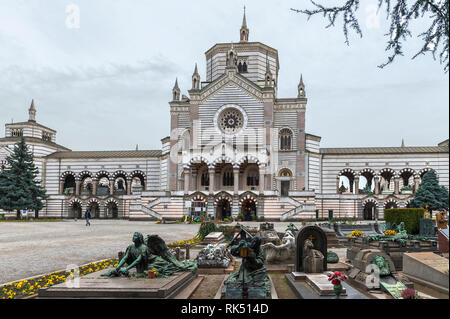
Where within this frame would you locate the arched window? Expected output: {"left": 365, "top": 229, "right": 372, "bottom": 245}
{"left": 200, "top": 171, "right": 209, "bottom": 187}
{"left": 238, "top": 62, "right": 243, "bottom": 72}
{"left": 222, "top": 167, "right": 234, "bottom": 186}
{"left": 243, "top": 62, "right": 247, "bottom": 72}
{"left": 247, "top": 169, "right": 259, "bottom": 186}
{"left": 279, "top": 128, "right": 293, "bottom": 151}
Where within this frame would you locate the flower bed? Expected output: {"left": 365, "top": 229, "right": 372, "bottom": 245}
{"left": 166, "top": 237, "right": 202, "bottom": 248}
{"left": 1, "top": 235, "right": 203, "bottom": 299}
{"left": 0, "top": 258, "right": 118, "bottom": 299}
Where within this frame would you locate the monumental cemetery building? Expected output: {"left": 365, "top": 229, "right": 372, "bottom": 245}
{"left": 1, "top": 14, "right": 448, "bottom": 221}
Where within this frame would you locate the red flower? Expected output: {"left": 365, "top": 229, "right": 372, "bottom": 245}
{"left": 331, "top": 279, "right": 340, "bottom": 285}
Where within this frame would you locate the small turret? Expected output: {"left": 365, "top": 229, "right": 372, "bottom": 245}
{"left": 172, "top": 78, "right": 180, "bottom": 101}
{"left": 28, "top": 99, "right": 36, "bottom": 122}
{"left": 192, "top": 63, "right": 200, "bottom": 90}
{"left": 298, "top": 74, "right": 306, "bottom": 98}
{"left": 240, "top": 6, "right": 249, "bottom": 42}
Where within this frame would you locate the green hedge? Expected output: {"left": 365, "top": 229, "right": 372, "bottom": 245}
{"left": 384, "top": 208, "right": 424, "bottom": 234}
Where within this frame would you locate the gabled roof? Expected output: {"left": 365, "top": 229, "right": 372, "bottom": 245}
{"left": 46, "top": 150, "right": 162, "bottom": 159}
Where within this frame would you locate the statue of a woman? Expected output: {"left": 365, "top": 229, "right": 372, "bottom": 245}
{"left": 102, "top": 232, "right": 149, "bottom": 277}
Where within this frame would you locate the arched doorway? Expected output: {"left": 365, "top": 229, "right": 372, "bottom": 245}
{"left": 105, "top": 202, "right": 118, "bottom": 219}
{"left": 88, "top": 201, "right": 100, "bottom": 219}
{"left": 279, "top": 169, "right": 292, "bottom": 197}
{"left": 216, "top": 198, "right": 231, "bottom": 220}
{"left": 363, "top": 201, "right": 378, "bottom": 220}
{"left": 241, "top": 199, "right": 256, "bottom": 221}
{"left": 70, "top": 202, "right": 82, "bottom": 219}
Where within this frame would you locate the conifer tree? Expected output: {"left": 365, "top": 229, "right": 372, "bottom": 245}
{"left": 0, "top": 137, "right": 47, "bottom": 218}
{"left": 410, "top": 170, "right": 449, "bottom": 210}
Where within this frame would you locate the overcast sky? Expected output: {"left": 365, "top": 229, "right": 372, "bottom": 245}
{"left": 0, "top": 0, "right": 448, "bottom": 151}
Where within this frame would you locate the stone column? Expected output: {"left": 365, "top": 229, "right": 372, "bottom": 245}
{"left": 59, "top": 180, "right": 64, "bottom": 195}
{"left": 109, "top": 180, "right": 114, "bottom": 196}
{"left": 374, "top": 176, "right": 380, "bottom": 195}
{"left": 259, "top": 167, "right": 265, "bottom": 194}
{"left": 184, "top": 169, "right": 190, "bottom": 195}
{"left": 208, "top": 167, "right": 215, "bottom": 195}
{"left": 414, "top": 176, "right": 420, "bottom": 193}
{"left": 75, "top": 180, "right": 81, "bottom": 196}
{"left": 126, "top": 178, "right": 132, "bottom": 195}
{"left": 92, "top": 179, "right": 98, "bottom": 196}
{"left": 394, "top": 177, "right": 400, "bottom": 195}
{"left": 233, "top": 168, "right": 239, "bottom": 195}
{"left": 354, "top": 177, "right": 360, "bottom": 195}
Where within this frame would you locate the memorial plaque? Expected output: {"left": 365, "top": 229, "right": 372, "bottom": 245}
{"left": 380, "top": 281, "right": 406, "bottom": 299}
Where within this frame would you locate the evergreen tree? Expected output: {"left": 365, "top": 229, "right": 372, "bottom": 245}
{"left": 410, "top": 170, "right": 449, "bottom": 210}
{"left": 0, "top": 137, "right": 47, "bottom": 218}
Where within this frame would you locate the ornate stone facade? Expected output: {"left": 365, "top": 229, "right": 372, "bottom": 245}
{"left": 0, "top": 14, "right": 448, "bottom": 221}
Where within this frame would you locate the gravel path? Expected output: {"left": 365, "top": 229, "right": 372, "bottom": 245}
{"left": 0, "top": 220, "right": 200, "bottom": 284}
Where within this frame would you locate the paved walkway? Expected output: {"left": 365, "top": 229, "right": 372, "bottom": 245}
{"left": 0, "top": 220, "right": 200, "bottom": 284}
{"left": 0, "top": 220, "right": 339, "bottom": 284}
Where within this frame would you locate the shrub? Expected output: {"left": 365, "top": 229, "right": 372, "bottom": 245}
{"left": 258, "top": 216, "right": 265, "bottom": 222}
{"left": 384, "top": 208, "right": 424, "bottom": 235}
{"left": 236, "top": 213, "right": 244, "bottom": 221}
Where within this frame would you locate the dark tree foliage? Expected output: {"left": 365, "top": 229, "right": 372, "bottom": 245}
{"left": 292, "top": 0, "right": 449, "bottom": 72}
{"left": 0, "top": 137, "right": 48, "bottom": 218}
{"left": 409, "top": 170, "right": 449, "bottom": 210}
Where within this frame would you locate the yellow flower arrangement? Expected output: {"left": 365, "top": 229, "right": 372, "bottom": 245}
{"left": 0, "top": 258, "right": 119, "bottom": 299}
{"left": 350, "top": 230, "right": 364, "bottom": 238}
{"left": 384, "top": 230, "right": 397, "bottom": 236}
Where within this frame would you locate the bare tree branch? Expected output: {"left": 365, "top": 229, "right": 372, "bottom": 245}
{"left": 292, "top": 0, "right": 449, "bottom": 72}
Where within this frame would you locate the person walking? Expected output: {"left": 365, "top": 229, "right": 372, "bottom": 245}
{"left": 85, "top": 209, "right": 91, "bottom": 227}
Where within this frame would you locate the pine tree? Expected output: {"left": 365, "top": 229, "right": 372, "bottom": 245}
{"left": 0, "top": 137, "right": 48, "bottom": 219}
{"left": 410, "top": 170, "right": 449, "bottom": 210}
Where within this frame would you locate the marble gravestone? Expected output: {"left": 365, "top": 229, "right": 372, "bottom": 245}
{"left": 295, "top": 226, "right": 327, "bottom": 273}
{"left": 419, "top": 218, "right": 436, "bottom": 237}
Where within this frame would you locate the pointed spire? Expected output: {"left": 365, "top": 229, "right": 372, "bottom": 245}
{"left": 192, "top": 63, "right": 200, "bottom": 90}
{"left": 28, "top": 99, "right": 36, "bottom": 122}
{"left": 298, "top": 74, "right": 306, "bottom": 98}
{"left": 136, "top": 144, "right": 139, "bottom": 151}
{"left": 242, "top": 6, "right": 247, "bottom": 28}
{"left": 194, "top": 63, "right": 199, "bottom": 75}
{"left": 240, "top": 6, "right": 249, "bottom": 42}
{"left": 401, "top": 138, "right": 405, "bottom": 148}
{"left": 172, "top": 78, "right": 180, "bottom": 101}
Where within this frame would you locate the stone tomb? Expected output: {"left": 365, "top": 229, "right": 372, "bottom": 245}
{"left": 285, "top": 272, "right": 368, "bottom": 299}
{"left": 38, "top": 268, "right": 197, "bottom": 299}
{"left": 204, "top": 232, "right": 225, "bottom": 243}
{"left": 295, "top": 226, "right": 327, "bottom": 273}
{"left": 402, "top": 252, "right": 449, "bottom": 294}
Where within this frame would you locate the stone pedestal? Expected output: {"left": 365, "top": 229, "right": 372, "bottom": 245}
{"left": 303, "top": 256, "right": 324, "bottom": 273}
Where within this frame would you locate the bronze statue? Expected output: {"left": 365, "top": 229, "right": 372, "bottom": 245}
{"left": 102, "top": 232, "right": 149, "bottom": 277}
{"left": 102, "top": 233, "right": 197, "bottom": 278}
{"left": 223, "top": 227, "right": 271, "bottom": 298}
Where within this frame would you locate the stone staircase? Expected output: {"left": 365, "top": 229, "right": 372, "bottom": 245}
{"left": 129, "top": 203, "right": 163, "bottom": 220}
{"left": 280, "top": 203, "right": 316, "bottom": 221}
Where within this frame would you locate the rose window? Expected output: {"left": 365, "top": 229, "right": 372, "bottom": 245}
{"left": 218, "top": 108, "right": 244, "bottom": 134}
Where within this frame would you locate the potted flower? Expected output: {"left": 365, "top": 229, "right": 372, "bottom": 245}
{"left": 328, "top": 271, "right": 348, "bottom": 298}
{"left": 401, "top": 287, "right": 420, "bottom": 299}
{"left": 147, "top": 267, "right": 158, "bottom": 279}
